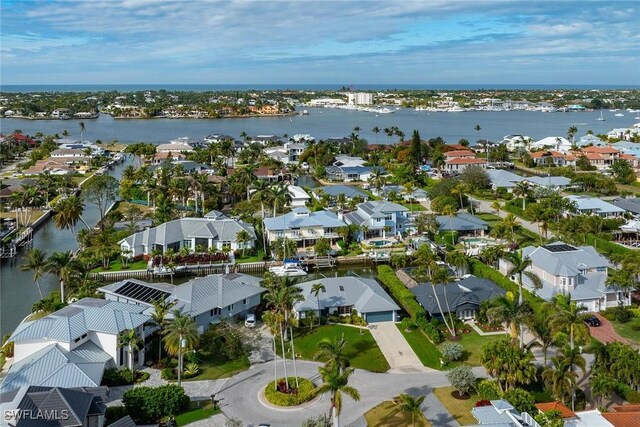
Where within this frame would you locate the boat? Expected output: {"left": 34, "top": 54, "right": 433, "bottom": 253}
{"left": 269, "top": 259, "right": 307, "bottom": 277}
{"left": 615, "top": 113, "right": 624, "bottom": 117}
{"left": 597, "top": 111, "right": 605, "bottom": 121}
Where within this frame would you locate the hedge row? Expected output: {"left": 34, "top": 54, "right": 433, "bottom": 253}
{"left": 377, "top": 265, "right": 425, "bottom": 320}
{"left": 264, "top": 377, "right": 315, "bottom": 406}
{"left": 585, "top": 234, "right": 635, "bottom": 258}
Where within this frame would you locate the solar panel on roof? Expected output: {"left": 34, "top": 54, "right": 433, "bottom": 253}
{"left": 115, "top": 281, "right": 170, "bottom": 304}
{"left": 543, "top": 244, "right": 577, "bottom": 253}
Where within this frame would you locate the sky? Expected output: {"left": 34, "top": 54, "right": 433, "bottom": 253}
{"left": 1, "top": 0, "right": 639, "bottom": 86}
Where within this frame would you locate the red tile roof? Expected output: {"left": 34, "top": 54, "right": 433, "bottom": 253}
{"left": 446, "top": 157, "right": 486, "bottom": 165}
{"left": 535, "top": 401, "right": 576, "bottom": 418}
{"left": 582, "top": 146, "right": 619, "bottom": 154}
{"left": 601, "top": 412, "right": 640, "bottom": 427}
{"left": 444, "top": 150, "right": 475, "bottom": 157}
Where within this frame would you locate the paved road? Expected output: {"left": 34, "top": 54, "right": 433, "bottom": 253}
{"left": 470, "top": 197, "right": 542, "bottom": 236}
{"left": 368, "top": 322, "right": 433, "bottom": 373}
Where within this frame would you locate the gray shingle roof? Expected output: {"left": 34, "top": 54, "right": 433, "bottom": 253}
{"left": 10, "top": 299, "right": 149, "bottom": 343}
{"left": 170, "top": 273, "right": 266, "bottom": 316}
{"left": 436, "top": 213, "right": 488, "bottom": 232}
{"left": 107, "top": 415, "right": 137, "bottom": 427}
{"left": 358, "top": 200, "right": 408, "bottom": 215}
{"left": 264, "top": 210, "right": 346, "bottom": 231}
{"left": 612, "top": 197, "right": 640, "bottom": 215}
{"left": 294, "top": 277, "right": 399, "bottom": 314}
{"left": 121, "top": 217, "right": 256, "bottom": 247}
{"left": 317, "top": 185, "right": 368, "bottom": 199}
{"left": 522, "top": 242, "right": 611, "bottom": 276}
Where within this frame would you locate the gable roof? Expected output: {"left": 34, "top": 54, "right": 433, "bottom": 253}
{"left": 170, "top": 273, "right": 266, "bottom": 317}
{"left": 522, "top": 241, "right": 612, "bottom": 276}
{"left": 264, "top": 209, "right": 346, "bottom": 231}
{"left": 535, "top": 401, "right": 577, "bottom": 418}
{"left": 487, "top": 169, "right": 524, "bottom": 188}
{"left": 294, "top": 277, "right": 399, "bottom": 314}
{"left": 317, "top": 185, "right": 368, "bottom": 199}
{"left": 436, "top": 213, "right": 488, "bottom": 232}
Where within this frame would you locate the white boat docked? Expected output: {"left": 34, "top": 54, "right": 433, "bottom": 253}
{"left": 615, "top": 113, "right": 624, "bottom": 117}
{"left": 269, "top": 264, "right": 308, "bottom": 277}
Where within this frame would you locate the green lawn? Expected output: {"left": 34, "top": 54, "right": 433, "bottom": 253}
{"left": 610, "top": 319, "right": 640, "bottom": 345}
{"left": 433, "top": 386, "right": 480, "bottom": 425}
{"left": 175, "top": 405, "right": 221, "bottom": 426}
{"left": 291, "top": 325, "right": 390, "bottom": 373}
{"left": 236, "top": 252, "right": 264, "bottom": 263}
{"left": 401, "top": 203, "right": 426, "bottom": 212}
{"left": 364, "top": 400, "right": 431, "bottom": 427}
{"left": 457, "top": 330, "right": 505, "bottom": 366}
{"left": 184, "top": 353, "right": 250, "bottom": 381}
{"left": 396, "top": 324, "right": 443, "bottom": 370}
{"left": 92, "top": 259, "right": 148, "bottom": 272}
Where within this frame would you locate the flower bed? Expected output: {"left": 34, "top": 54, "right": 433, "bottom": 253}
{"left": 475, "top": 322, "right": 505, "bottom": 332}
{"left": 264, "top": 377, "right": 315, "bottom": 407}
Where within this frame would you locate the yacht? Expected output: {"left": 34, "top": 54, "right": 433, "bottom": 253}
{"left": 269, "top": 259, "right": 307, "bottom": 277}
{"left": 615, "top": 113, "right": 624, "bottom": 117}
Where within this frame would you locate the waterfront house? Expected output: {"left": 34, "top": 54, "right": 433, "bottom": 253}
{"left": 530, "top": 136, "right": 572, "bottom": 152}
{"left": 0, "top": 385, "right": 109, "bottom": 427}
{"left": 119, "top": 214, "right": 256, "bottom": 257}
{"left": 613, "top": 141, "right": 640, "bottom": 157}
{"left": 411, "top": 275, "right": 505, "bottom": 320}
{"left": 313, "top": 185, "right": 369, "bottom": 203}
{"left": 156, "top": 141, "right": 194, "bottom": 153}
{"left": 293, "top": 277, "right": 399, "bottom": 323}
{"left": 287, "top": 185, "right": 311, "bottom": 207}
{"left": 344, "top": 200, "right": 414, "bottom": 239}
{"left": 333, "top": 155, "right": 366, "bottom": 168}
{"left": 486, "top": 169, "right": 524, "bottom": 191}
{"left": 577, "top": 134, "right": 606, "bottom": 147}
{"left": 444, "top": 153, "right": 487, "bottom": 173}
{"left": 325, "top": 165, "right": 384, "bottom": 182}
{"left": 579, "top": 146, "right": 621, "bottom": 170}
{"left": 374, "top": 185, "right": 428, "bottom": 202}
{"left": 565, "top": 195, "right": 626, "bottom": 218}
{"left": 1, "top": 298, "right": 150, "bottom": 393}
{"left": 500, "top": 134, "right": 531, "bottom": 152}
{"left": 530, "top": 150, "right": 575, "bottom": 167}
{"left": 249, "top": 135, "right": 282, "bottom": 145}
{"left": 471, "top": 399, "right": 539, "bottom": 427}
{"left": 263, "top": 207, "right": 346, "bottom": 248}
{"left": 50, "top": 148, "right": 87, "bottom": 158}
{"left": 436, "top": 213, "right": 488, "bottom": 236}
{"left": 499, "top": 242, "right": 627, "bottom": 312}
{"left": 252, "top": 166, "right": 290, "bottom": 183}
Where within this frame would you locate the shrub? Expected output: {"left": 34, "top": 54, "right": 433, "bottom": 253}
{"left": 441, "top": 342, "right": 464, "bottom": 362}
{"left": 377, "top": 266, "right": 425, "bottom": 320}
{"left": 123, "top": 384, "right": 189, "bottom": 424}
{"left": 101, "top": 368, "right": 149, "bottom": 386}
{"left": 415, "top": 315, "right": 444, "bottom": 344}
{"left": 105, "top": 406, "right": 129, "bottom": 426}
{"left": 400, "top": 317, "right": 416, "bottom": 331}
{"left": 630, "top": 319, "right": 640, "bottom": 331}
{"left": 446, "top": 365, "right": 476, "bottom": 396}
{"left": 264, "top": 377, "right": 315, "bottom": 407}
{"left": 475, "top": 400, "right": 492, "bottom": 407}
{"left": 622, "top": 389, "right": 640, "bottom": 404}
{"left": 503, "top": 388, "right": 536, "bottom": 414}
{"left": 184, "top": 363, "right": 200, "bottom": 377}
{"left": 476, "top": 380, "right": 502, "bottom": 400}
{"left": 161, "top": 367, "right": 176, "bottom": 381}
{"left": 614, "top": 305, "right": 633, "bottom": 323}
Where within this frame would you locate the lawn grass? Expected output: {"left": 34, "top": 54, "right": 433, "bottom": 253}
{"left": 92, "top": 259, "right": 148, "bottom": 272}
{"left": 456, "top": 330, "right": 505, "bottom": 366}
{"left": 184, "top": 353, "right": 250, "bottom": 381}
{"left": 291, "top": 325, "right": 390, "bottom": 373}
{"left": 610, "top": 319, "right": 640, "bottom": 345}
{"left": 236, "top": 251, "right": 264, "bottom": 263}
{"left": 364, "top": 400, "right": 431, "bottom": 427}
{"left": 175, "top": 405, "right": 221, "bottom": 426}
{"left": 433, "top": 386, "right": 480, "bottom": 425}
{"left": 396, "top": 324, "right": 443, "bottom": 370}
{"left": 401, "top": 203, "right": 427, "bottom": 212}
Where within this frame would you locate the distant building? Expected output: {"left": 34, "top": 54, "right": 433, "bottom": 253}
{"left": 347, "top": 92, "right": 374, "bottom": 105}
{"left": 287, "top": 185, "right": 311, "bottom": 207}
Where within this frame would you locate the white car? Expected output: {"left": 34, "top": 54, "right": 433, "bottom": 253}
{"left": 245, "top": 314, "right": 256, "bottom": 328}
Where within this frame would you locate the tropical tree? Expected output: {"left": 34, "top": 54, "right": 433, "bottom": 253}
{"left": 314, "top": 334, "right": 350, "bottom": 372}
{"left": 119, "top": 329, "right": 141, "bottom": 372}
{"left": 79, "top": 121, "right": 86, "bottom": 142}
{"left": 397, "top": 393, "right": 425, "bottom": 427}
{"left": 150, "top": 298, "right": 177, "bottom": 362}
{"left": 314, "top": 364, "right": 360, "bottom": 427}
{"left": 549, "top": 294, "right": 590, "bottom": 350}
{"left": 431, "top": 266, "right": 457, "bottom": 337}
{"left": 487, "top": 293, "right": 532, "bottom": 349}
{"left": 20, "top": 248, "right": 48, "bottom": 299}
{"left": 527, "top": 310, "right": 556, "bottom": 365}
{"left": 481, "top": 338, "right": 536, "bottom": 393}
{"left": 505, "top": 250, "right": 542, "bottom": 305}
{"left": 513, "top": 181, "right": 532, "bottom": 210}
{"left": 311, "top": 283, "right": 325, "bottom": 328}
{"left": 47, "top": 251, "right": 79, "bottom": 303}
{"left": 83, "top": 175, "right": 119, "bottom": 229}
{"left": 236, "top": 229, "right": 251, "bottom": 257}
{"left": 445, "top": 250, "right": 469, "bottom": 278}
{"left": 163, "top": 310, "right": 199, "bottom": 357}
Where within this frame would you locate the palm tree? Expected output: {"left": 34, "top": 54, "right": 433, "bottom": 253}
{"left": 505, "top": 250, "right": 542, "bottom": 306}
{"left": 270, "top": 184, "right": 291, "bottom": 216}
{"left": 236, "top": 229, "right": 251, "bottom": 257}
{"left": 491, "top": 200, "right": 502, "bottom": 215}
{"left": 314, "top": 334, "right": 350, "bottom": 372}
{"left": 557, "top": 345, "right": 586, "bottom": 411}
{"left": 431, "top": 266, "right": 456, "bottom": 337}
{"left": 314, "top": 365, "right": 360, "bottom": 427}
{"left": 528, "top": 312, "right": 555, "bottom": 365}
{"left": 445, "top": 250, "right": 469, "bottom": 278}
{"left": 543, "top": 356, "right": 575, "bottom": 405}
{"left": 20, "top": 248, "right": 48, "bottom": 299}
{"left": 481, "top": 339, "right": 536, "bottom": 393}
{"left": 311, "top": 283, "right": 325, "bottom": 327}
{"left": 372, "top": 126, "right": 380, "bottom": 144}
{"left": 487, "top": 293, "right": 532, "bottom": 349}
{"left": 501, "top": 213, "right": 519, "bottom": 242}
{"left": 549, "top": 294, "right": 589, "bottom": 350}
{"left": 53, "top": 196, "right": 89, "bottom": 244}
{"left": 163, "top": 310, "right": 199, "bottom": 357}
{"left": 513, "top": 181, "right": 532, "bottom": 210}
{"left": 590, "top": 372, "right": 615, "bottom": 407}
{"left": 47, "top": 251, "right": 79, "bottom": 303}
{"left": 397, "top": 393, "right": 426, "bottom": 427}
{"left": 150, "top": 298, "right": 176, "bottom": 362}
{"left": 119, "top": 329, "right": 141, "bottom": 372}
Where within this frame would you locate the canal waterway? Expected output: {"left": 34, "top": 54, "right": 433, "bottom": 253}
{"left": 0, "top": 108, "right": 637, "bottom": 337}
{"left": 1, "top": 108, "right": 634, "bottom": 147}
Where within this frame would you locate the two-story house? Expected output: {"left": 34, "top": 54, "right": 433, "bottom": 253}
{"left": 579, "top": 146, "right": 621, "bottom": 170}
{"left": 263, "top": 208, "right": 346, "bottom": 249}
{"left": 344, "top": 200, "right": 414, "bottom": 240}
{"left": 443, "top": 151, "right": 487, "bottom": 173}
{"left": 530, "top": 150, "right": 576, "bottom": 167}
{"left": 1, "top": 298, "right": 149, "bottom": 393}
{"left": 499, "top": 242, "right": 627, "bottom": 312}
{"left": 119, "top": 213, "right": 256, "bottom": 257}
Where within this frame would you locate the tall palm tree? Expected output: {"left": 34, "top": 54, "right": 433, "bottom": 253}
{"left": 431, "top": 266, "right": 456, "bottom": 337}
{"left": 47, "top": 251, "right": 79, "bottom": 303}
{"left": 163, "top": 310, "right": 199, "bottom": 357}
{"left": 543, "top": 356, "right": 575, "bottom": 405}
{"left": 505, "top": 250, "right": 542, "bottom": 306}
{"left": 527, "top": 312, "right": 555, "bottom": 365}
{"left": 20, "top": 248, "right": 48, "bottom": 299}
{"left": 270, "top": 184, "right": 291, "bottom": 216}
{"left": 487, "top": 293, "right": 532, "bottom": 349}
{"left": 79, "top": 122, "right": 86, "bottom": 142}
{"left": 590, "top": 372, "right": 615, "bottom": 407}
{"left": 397, "top": 394, "right": 426, "bottom": 427}
{"left": 501, "top": 213, "right": 519, "bottom": 242}
{"left": 557, "top": 344, "right": 587, "bottom": 410}
{"left": 119, "top": 329, "right": 141, "bottom": 372}
{"left": 53, "top": 196, "right": 90, "bottom": 244}
{"left": 314, "top": 365, "right": 360, "bottom": 427}
{"left": 236, "top": 229, "right": 251, "bottom": 257}
{"left": 445, "top": 250, "right": 469, "bottom": 278}
{"left": 513, "top": 181, "right": 532, "bottom": 210}
{"left": 371, "top": 126, "right": 381, "bottom": 144}
{"left": 549, "top": 294, "right": 590, "bottom": 350}
{"left": 150, "top": 298, "right": 176, "bottom": 362}
{"left": 314, "top": 334, "right": 350, "bottom": 372}
{"left": 311, "top": 283, "right": 325, "bottom": 326}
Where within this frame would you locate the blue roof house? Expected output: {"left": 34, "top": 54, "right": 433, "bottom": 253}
{"left": 264, "top": 208, "right": 347, "bottom": 249}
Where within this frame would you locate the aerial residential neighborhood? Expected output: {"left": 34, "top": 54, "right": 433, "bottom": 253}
{"left": 2, "top": 2, "right": 640, "bottom": 427}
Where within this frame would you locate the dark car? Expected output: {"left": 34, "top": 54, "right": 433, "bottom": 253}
{"left": 585, "top": 316, "right": 601, "bottom": 327}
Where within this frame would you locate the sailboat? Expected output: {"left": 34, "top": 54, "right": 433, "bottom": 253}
{"left": 597, "top": 110, "right": 605, "bottom": 121}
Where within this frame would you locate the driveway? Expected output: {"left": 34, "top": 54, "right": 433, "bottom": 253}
{"left": 368, "top": 322, "right": 433, "bottom": 373}
{"left": 589, "top": 313, "right": 638, "bottom": 349}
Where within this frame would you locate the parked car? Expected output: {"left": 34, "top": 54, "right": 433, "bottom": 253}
{"left": 245, "top": 313, "right": 256, "bottom": 328}
{"left": 585, "top": 316, "right": 601, "bottom": 327}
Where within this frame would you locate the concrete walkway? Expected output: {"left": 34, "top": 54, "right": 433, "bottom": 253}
{"left": 368, "top": 322, "right": 433, "bottom": 373}
{"left": 471, "top": 197, "right": 542, "bottom": 236}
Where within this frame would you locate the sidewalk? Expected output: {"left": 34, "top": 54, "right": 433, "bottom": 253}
{"left": 471, "top": 197, "right": 541, "bottom": 236}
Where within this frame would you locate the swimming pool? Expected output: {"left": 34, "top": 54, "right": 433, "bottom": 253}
{"left": 370, "top": 240, "right": 392, "bottom": 246}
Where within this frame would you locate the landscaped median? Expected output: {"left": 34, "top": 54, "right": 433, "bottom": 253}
{"left": 264, "top": 377, "right": 315, "bottom": 407}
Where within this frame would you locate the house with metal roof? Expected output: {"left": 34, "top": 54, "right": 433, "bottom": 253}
{"left": 411, "top": 275, "right": 505, "bottom": 320}
{"left": 499, "top": 242, "right": 627, "bottom": 312}
{"left": 525, "top": 175, "right": 571, "bottom": 190}
{"left": 1, "top": 298, "right": 149, "bottom": 393}
{"left": 344, "top": 200, "right": 414, "bottom": 240}
{"left": 0, "top": 385, "right": 109, "bottom": 427}
{"left": 565, "top": 195, "right": 626, "bottom": 218}
{"left": 486, "top": 169, "right": 524, "bottom": 191}
{"left": 374, "top": 185, "right": 429, "bottom": 202}
{"left": 436, "top": 213, "right": 488, "bottom": 236}
{"left": 287, "top": 185, "right": 310, "bottom": 208}
{"left": 313, "top": 185, "right": 369, "bottom": 202}
{"left": 264, "top": 208, "right": 346, "bottom": 248}
{"left": 325, "top": 165, "right": 385, "bottom": 182}
{"left": 119, "top": 215, "right": 256, "bottom": 258}
{"left": 293, "top": 277, "right": 400, "bottom": 323}
{"left": 468, "top": 399, "right": 539, "bottom": 427}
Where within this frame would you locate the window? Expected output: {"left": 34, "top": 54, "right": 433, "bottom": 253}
{"left": 228, "top": 304, "right": 235, "bottom": 312}
{"left": 338, "top": 285, "right": 344, "bottom": 291}
{"left": 385, "top": 213, "right": 393, "bottom": 220}
{"left": 338, "top": 306, "right": 353, "bottom": 315}
{"left": 243, "top": 298, "right": 247, "bottom": 305}
{"left": 210, "top": 307, "right": 221, "bottom": 316}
